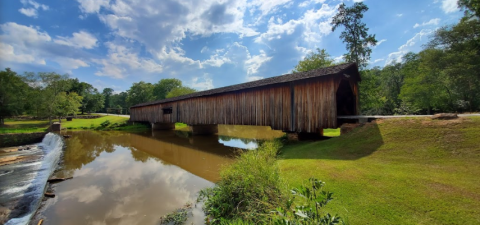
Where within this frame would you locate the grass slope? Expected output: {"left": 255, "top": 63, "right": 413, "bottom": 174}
{"left": 1, "top": 116, "right": 131, "bottom": 133}
{"left": 278, "top": 117, "right": 480, "bottom": 224}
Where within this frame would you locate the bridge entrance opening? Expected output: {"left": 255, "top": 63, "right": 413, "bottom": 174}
{"left": 336, "top": 80, "right": 356, "bottom": 116}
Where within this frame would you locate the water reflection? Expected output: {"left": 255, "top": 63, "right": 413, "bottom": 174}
{"left": 35, "top": 125, "right": 283, "bottom": 225}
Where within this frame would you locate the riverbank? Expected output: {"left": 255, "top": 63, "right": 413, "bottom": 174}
{"left": 278, "top": 116, "right": 480, "bottom": 224}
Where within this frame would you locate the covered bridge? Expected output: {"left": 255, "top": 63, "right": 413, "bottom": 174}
{"left": 130, "top": 63, "right": 361, "bottom": 135}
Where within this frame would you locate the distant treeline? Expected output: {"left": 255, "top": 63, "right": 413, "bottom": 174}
{"left": 0, "top": 69, "right": 195, "bottom": 124}
{"left": 293, "top": 1, "right": 480, "bottom": 115}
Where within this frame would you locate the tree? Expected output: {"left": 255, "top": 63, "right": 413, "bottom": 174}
{"left": 54, "top": 92, "right": 83, "bottom": 122}
{"left": 153, "top": 78, "right": 182, "bottom": 100}
{"left": 331, "top": 2, "right": 377, "bottom": 69}
{"left": 292, "top": 49, "right": 335, "bottom": 73}
{"left": 102, "top": 88, "right": 114, "bottom": 112}
{"left": 37, "top": 72, "right": 71, "bottom": 124}
{"left": 69, "top": 79, "right": 104, "bottom": 114}
{"left": 458, "top": 0, "right": 480, "bottom": 18}
{"left": 126, "top": 81, "right": 155, "bottom": 107}
{"left": 0, "top": 68, "right": 29, "bottom": 125}
{"left": 166, "top": 86, "right": 196, "bottom": 98}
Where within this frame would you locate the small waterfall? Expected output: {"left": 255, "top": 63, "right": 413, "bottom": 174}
{"left": 1, "top": 133, "right": 64, "bottom": 225}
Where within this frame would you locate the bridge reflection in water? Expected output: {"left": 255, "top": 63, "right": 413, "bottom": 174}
{"left": 129, "top": 124, "right": 284, "bottom": 182}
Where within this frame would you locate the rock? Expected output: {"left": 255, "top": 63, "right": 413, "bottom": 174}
{"left": 37, "top": 219, "right": 44, "bottom": 225}
{"left": 44, "top": 192, "right": 55, "bottom": 198}
{"left": 340, "top": 123, "right": 362, "bottom": 135}
{"left": 0, "top": 206, "right": 11, "bottom": 225}
{"left": 431, "top": 113, "right": 458, "bottom": 120}
{"left": 63, "top": 135, "right": 71, "bottom": 138}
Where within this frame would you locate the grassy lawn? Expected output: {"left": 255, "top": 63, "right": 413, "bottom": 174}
{"left": 278, "top": 117, "right": 480, "bottom": 224}
{"left": 62, "top": 116, "right": 129, "bottom": 129}
{"left": 1, "top": 116, "right": 134, "bottom": 133}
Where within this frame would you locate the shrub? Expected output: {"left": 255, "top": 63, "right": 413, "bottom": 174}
{"left": 271, "top": 178, "right": 343, "bottom": 225}
{"left": 198, "top": 141, "right": 286, "bottom": 224}
{"left": 100, "top": 120, "right": 111, "bottom": 127}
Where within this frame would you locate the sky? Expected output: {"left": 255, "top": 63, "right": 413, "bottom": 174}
{"left": 0, "top": 0, "right": 463, "bottom": 93}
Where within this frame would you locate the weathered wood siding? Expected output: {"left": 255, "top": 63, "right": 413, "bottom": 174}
{"left": 130, "top": 74, "right": 359, "bottom": 133}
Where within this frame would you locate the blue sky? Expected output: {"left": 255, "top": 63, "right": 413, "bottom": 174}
{"left": 0, "top": 0, "right": 463, "bottom": 92}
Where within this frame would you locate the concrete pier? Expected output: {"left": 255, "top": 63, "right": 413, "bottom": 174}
{"left": 152, "top": 122, "right": 175, "bottom": 130}
{"left": 191, "top": 124, "right": 218, "bottom": 135}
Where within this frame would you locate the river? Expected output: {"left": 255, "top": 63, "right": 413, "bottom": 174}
{"left": 27, "top": 125, "right": 283, "bottom": 225}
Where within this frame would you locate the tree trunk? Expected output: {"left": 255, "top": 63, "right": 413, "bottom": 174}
{"left": 58, "top": 117, "right": 62, "bottom": 123}
{"left": 0, "top": 117, "right": 4, "bottom": 126}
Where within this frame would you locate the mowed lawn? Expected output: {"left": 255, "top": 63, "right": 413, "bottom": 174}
{"left": 1, "top": 116, "right": 129, "bottom": 133}
{"left": 278, "top": 117, "right": 480, "bottom": 224}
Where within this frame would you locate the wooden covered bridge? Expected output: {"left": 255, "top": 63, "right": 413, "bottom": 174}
{"left": 130, "top": 63, "right": 361, "bottom": 136}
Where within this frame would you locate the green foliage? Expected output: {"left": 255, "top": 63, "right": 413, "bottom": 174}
{"left": 126, "top": 81, "right": 155, "bottom": 107}
{"left": 100, "top": 119, "right": 111, "bottom": 127}
{"left": 271, "top": 178, "right": 342, "bottom": 225}
{"left": 159, "top": 203, "right": 192, "bottom": 225}
{"left": 154, "top": 78, "right": 182, "bottom": 100}
{"left": 458, "top": 0, "right": 480, "bottom": 18}
{"left": 54, "top": 92, "right": 83, "bottom": 121}
{"left": 166, "top": 86, "right": 196, "bottom": 98}
{"left": 331, "top": 2, "right": 377, "bottom": 69}
{"left": 198, "top": 141, "right": 286, "bottom": 224}
{"left": 293, "top": 49, "right": 335, "bottom": 73}
{"left": 0, "top": 68, "right": 29, "bottom": 125}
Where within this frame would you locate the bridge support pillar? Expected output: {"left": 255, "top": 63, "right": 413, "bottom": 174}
{"left": 191, "top": 124, "right": 218, "bottom": 135}
{"left": 152, "top": 122, "right": 175, "bottom": 130}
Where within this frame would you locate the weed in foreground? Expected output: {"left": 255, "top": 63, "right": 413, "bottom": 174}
{"left": 198, "top": 141, "right": 286, "bottom": 224}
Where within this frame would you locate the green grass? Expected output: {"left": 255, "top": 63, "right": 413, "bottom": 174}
{"left": 323, "top": 128, "right": 340, "bottom": 137}
{"left": 0, "top": 119, "right": 50, "bottom": 133}
{"left": 62, "top": 116, "right": 129, "bottom": 129}
{"left": 0, "top": 116, "right": 143, "bottom": 133}
{"left": 278, "top": 117, "right": 480, "bottom": 224}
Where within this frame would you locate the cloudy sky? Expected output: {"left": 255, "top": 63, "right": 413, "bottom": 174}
{"left": 0, "top": 0, "right": 462, "bottom": 92}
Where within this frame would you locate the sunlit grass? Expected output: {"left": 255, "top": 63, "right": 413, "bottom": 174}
{"left": 278, "top": 117, "right": 480, "bottom": 224}
{"left": 323, "top": 128, "right": 340, "bottom": 137}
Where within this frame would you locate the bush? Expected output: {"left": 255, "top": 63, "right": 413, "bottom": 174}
{"left": 100, "top": 120, "right": 111, "bottom": 127}
{"left": 198, "top": 141, "right": 286, "bottom": 224}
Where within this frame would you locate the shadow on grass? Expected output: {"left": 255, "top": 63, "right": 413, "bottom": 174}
{"left": 280, "top": 122, "right": 384, "bottom": 160}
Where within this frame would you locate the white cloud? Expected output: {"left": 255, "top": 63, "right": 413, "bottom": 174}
{"left": 95, "top": 42, "right": 163, "bottom": 79}
{"left": 245, "top": 50, "right": 272, "bottom": 77}
{"left": 188, "top": 74, "right": 214, "bottom": 90}
{"left": 386, "top": 29, "right": 433, "bottom": 65}
{"left": 249, "top": 0, "right": 293, "bottom": 16}
{"left": 18, "top": 0, "right": 49, "bottom": 18}
{"left": 377, "top": 39, "right": 387, "bottom": 46}
{"left": 54, "top": 31, "right": 98, "bottom": 49}
{"left": 18, "top": 8, "right": 37, "bottom": 17}
{"left": 396, "top": 13, "right": 403, "bottom": 17}
{"left": 441, "top": 0, "right": 459, "bottom": 13}
{"left": 255, "top": 3, "right": 337, "bottom": 44}
{"left": 371, "top": 58, "right": 385, "bottom": 64}
{"left": 77, "top": 0, "right": 110, "bottom": 14}
{"left": 413, "top": 18, "right": 441, "bottom": 28}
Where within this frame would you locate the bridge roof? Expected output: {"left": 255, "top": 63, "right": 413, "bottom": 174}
{"left": 131, "top": 62, "right": 359, "bottom": 108}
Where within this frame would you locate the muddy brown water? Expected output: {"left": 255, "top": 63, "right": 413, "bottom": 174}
{"left": 32, "top": 125, "right": 283, "bottom": 225}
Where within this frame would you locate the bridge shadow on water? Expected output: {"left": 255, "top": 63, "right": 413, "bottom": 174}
{"left": 281, "top": 122, "right": 384, "bottom": 160}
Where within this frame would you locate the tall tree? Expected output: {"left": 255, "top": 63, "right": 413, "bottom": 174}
{"left": 0, "top": 68, "right": 29, "bottom": 125}
{"left": 54, "top": 92, "right": 83, "bottom": 122}
{"left": 102, "top": 88, "right": 114, "bottom": 112}
{"left": 292, "top": 48, "right": 335, "bottom": 73}
{"left": 127, "top": 81, "right": 155, "bottom": 107}
{"left": 331, "top": 2, "right": 377, "bottom": 68}
{"left": 38, "top": 72, "right": 71, "bottom": 124}
{"left": 153, "top": 78, "right": 182, "bottom": 100}
{"left": 458, "top": 0, "right": 480, "bottom": 18}
{"left": 166, "top": 86, "right": 196, "bottom": 98}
